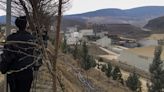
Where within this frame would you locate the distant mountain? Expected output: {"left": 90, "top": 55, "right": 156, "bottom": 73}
{"left": 61, "top": 17, "right": 86, "bottom": 30}
{"left": 93, "top": 24, "right": 150, "bottom": 39}
{"left": 67, "top": 6, "right": 164, "bottom": 17}
{"left": 0, "top": 16, "right": 6, "bottom": 24}
{"left": 0, "top": 15, "right": 16, "bottom": 24}
{"left": 65, "top": 6, "right": 164, "bottom": 27}
{"left": 144, "top": 16, "right": 164, "bottom": 31}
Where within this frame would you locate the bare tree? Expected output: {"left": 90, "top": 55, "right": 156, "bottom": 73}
{"left": 0, "top": 0, "right": 70, "bottom": 32}
{"left": 0, "top": 0, "right": 71, "bottom": 92}
{"left": 53, "top": 0, "right": 62, "bottom": 91}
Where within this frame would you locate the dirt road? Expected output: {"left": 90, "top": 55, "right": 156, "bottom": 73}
{"left": 97, "top": 47, "right": 148, "bottom": 92}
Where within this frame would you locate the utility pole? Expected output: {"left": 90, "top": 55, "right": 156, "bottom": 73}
{"left": 6, "top": 0, "right": 11, "bottom": 36}
{"left": 5, "top": 0, "right": 11, "bottom": 92}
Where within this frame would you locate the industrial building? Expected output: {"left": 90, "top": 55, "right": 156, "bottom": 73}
{"left": 79, "top": 29, "right": 94, "bottom": 36}
{"left": 96, "top": 36, "right": 112, "bottom": 48}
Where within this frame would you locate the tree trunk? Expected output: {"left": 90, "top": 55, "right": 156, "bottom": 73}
{"left": 53, "top": 0, "right": 62, "bottom": 92}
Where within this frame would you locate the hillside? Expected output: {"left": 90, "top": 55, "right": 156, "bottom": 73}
{"left": 0, "top": 43, "right": 132, "bottom": 92}
{"left": 144, "top": 16, "right": 164, "bottom": 32}
{"left": 65, "top": 6, "right": 164, "bottom": 27}
{"left": 67, "top": 6, "right": 164, "bottom": 17}
{"left": 57, "top": 54, "right": 131, "bottom": 92}
{"left": 61, "top": 18, "right": 86, "bottom": 30}
{"left": 93, "top": 24, "right": 150, "bottom": 39}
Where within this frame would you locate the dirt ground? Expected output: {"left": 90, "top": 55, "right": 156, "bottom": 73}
{"left": 95, "top": 47, "right": 149, "bottom": 92}
{"left": 88, "top": 43, "right": 108, "bottom": 56}
{"left": 57, "top": 54, "right": 132, "bottom": 92}
{"left": 0, "top": 75, "right": 4, "bottom": 92}
{"left": 0, "top": 43, "right": 132, "bottom": 92}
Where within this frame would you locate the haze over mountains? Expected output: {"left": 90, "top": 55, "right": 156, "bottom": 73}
{"left": 0, "top": 16, "right": 6, "bottom": 24}
{"left": 64, "top": 6, "right": 164, "bottom": 27}
{"left": 1, "top": 6, "right": 164, "bottom": 28}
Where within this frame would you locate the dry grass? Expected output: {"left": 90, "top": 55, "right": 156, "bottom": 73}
{"left": 0, "top": 74, "right": 4, "bottom": 92}
{"left": 57, "top": 62, "right": 84, "bottom": 92}
{"left": 86, "top": 69, "right": 131, "bottom": 92}
{"left": 88, "top": 43, "right": 108, "bottom": 56}
{"left": 57, "top": 54, "right": 131, "bottom": 92}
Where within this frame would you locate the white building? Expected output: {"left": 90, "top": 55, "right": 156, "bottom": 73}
{"left": 79, "top": 29, "right": 94, "bottom": 36}
{"left": 95, "top": 31, "right": 108, "bottom": 38}
{"left": 96, "top": 36, "right": 112, "bottom": 48}
{"left": 67, "top": 27, "right": 78, "bottom": 33}
{"left": 65, "top": 33, "right": 71, "bottom": 38}
{"left": 118, "top": 46, "right": 164, "bottom": 72}
{"left": 65, "top": 32, "right": 82, "bottom": 45}
{"left": 67, "top": 37, "right": 79, "bottom": 45}
{"left": 50, "top": 26, "right": 55, "bottom": 31}
{"left": 70, "top": 32, "right": 83, "bottom": 39}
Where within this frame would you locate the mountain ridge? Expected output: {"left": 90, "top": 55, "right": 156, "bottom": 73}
{"left": 0, "top": 16, "right": 6, "bottom": 24}
{"left": 64, "top": 6, "right": 164, "bottom": 27}
{"left": 144, "top": 16, "right": 164, "bottom": 31}
{"left": 66, "top": 6, "right": 164, "bottom": 17}
{"left": 1, "top": 6, "right": 164, "bottom": 27}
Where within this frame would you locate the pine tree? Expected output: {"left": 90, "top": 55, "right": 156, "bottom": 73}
{"left": 67, "top": 45, "right": 72, "bottom": 53}
{"left": 83, "top": 55, "right": 91, "bottom": 70}
{"left": 97, "top": 63, "right": 100, "bottom": 69}
{"left": 112, "top": 66, "right": 122, "bottom": 80}
{"left": 61, "top": 35, "right": 67, "bottom": 53}
{"left": 80, "top": 42, "right": 97, "bottom": 70}
{"left": 99, "top": 57, "right": 103, "bottom": 62}
{"left": 126, "top": 72, "right": 142, "bottom": 92}
{"left": 81, "top": 41, "right": 92, "bottom": 70}
{"left": 101, "top": 64, "right": 107, "bottom": 72}
{"left": 90, "top": 56, "right": 96, "bottom": 68}
{"left": 73, "top": 43, "right": 78, "bottom": 59}
{"left": 82, "top": 41, "right": 88, "bottom": 60}
{"left": 106, "top": 62, "right": 112, "bottom": 78}
{"left": 149, "top": 46, "right": 164, "bottom": 92}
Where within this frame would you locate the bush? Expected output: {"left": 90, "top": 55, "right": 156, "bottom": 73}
{"left": 98, "top": 57, "right": 103, "bottom": 62}
{"left": 126, "top": 72, "right": 141, "bottom": 92}
{"left": 112, "top": 66, "right": 122, "bottom": 80}
{"left": 105, "top": 62, "right": 112, "bottom": 78}
{"left": 101, "top": 64, "right": 107, "bottom": 72}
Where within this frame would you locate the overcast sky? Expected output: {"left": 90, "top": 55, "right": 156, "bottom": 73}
{"left": 0, "top": 10, "right": 5, "bottom": 16}
{"left": 65, "top": 0, "right": 164, "bottom": 15}
{"left": 1, "top": 0, "right": 164, "bottom": 16}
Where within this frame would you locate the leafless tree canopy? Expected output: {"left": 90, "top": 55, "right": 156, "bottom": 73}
{"left": 0, "top": 0, "right": 71, "bottom": 91}
{"left": 0, "top": 0, "right": 70, "bottom": 32}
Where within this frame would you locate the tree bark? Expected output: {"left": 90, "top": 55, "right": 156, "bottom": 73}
{"left": 53, "top": 0, "right": 62, "bottom": 92}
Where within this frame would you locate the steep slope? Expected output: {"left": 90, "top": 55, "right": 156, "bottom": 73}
{"left": 19, "top": 43, "right": 131, "bottom": 92}
{"left": 57, "top": 54, "right": 132, "bottom": 92}
{"left": 144, "top": 16, "right": 164, "bottom": 31}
